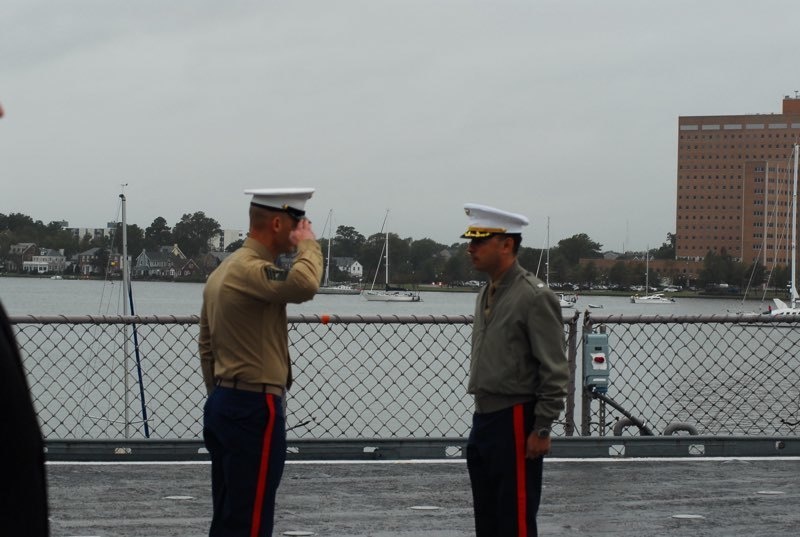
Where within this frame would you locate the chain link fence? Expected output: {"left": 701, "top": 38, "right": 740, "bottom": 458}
{"left": 10, "top": 312, "right": 800, "bottom": 443}
{"left": 10, "top": 314, "right": 577, "bottom": 441}
{"left": 582, "top": 313, "right": 800, "bottom": 437}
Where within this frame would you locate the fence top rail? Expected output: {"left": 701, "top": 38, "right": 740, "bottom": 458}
{"left": 8, "top": 314, "right": 202, "bottom": 325}
{"left": 8, "top": 313, "right": 477, "bottom": 325}
{"left": 585, "top": 312, "right": 800, "bottom": 325}
{"left": 8, "top": 313, "right": 583, "bottom": 326}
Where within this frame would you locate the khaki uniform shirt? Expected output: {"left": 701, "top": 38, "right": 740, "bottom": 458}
{"left": 198, "top": 237, "right": 323, "bottom": 394}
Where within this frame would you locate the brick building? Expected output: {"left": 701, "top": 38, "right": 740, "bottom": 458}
{"left": 676, "top": 96, "right": 800, "bottom": 268}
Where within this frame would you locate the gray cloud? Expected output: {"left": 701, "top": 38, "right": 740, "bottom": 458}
{"left": 2, "top": 1, "right": 798, "bottom": 251}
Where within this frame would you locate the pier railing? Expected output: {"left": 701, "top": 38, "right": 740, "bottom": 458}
{"left": 9, "top": 312, "right": 800, "bottom": 458}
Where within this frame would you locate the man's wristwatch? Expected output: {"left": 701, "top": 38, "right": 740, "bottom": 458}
{"left": 536, "top": 427, "right": 551, "bottom": 439}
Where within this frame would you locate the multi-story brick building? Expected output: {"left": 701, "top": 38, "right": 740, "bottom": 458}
{"left": 676, "top": 96, "right": 800, "bottom": 268}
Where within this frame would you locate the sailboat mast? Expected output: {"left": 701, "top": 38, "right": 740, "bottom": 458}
{"left": 120, "top": 192, "right": 130, "bottom": 438}
{"left": 545, "top": 216, "right": 550, "bottom": 286}
{"left": 121, "top": 194, "right": 129, "bottom": 316}
{"left": 791, "top": 144, "right": 799, "bottom": 308}
{"left": 324, "top": 209, "right": 332, "bottom": 287}
{"left": 384, "top": 231, "right": 389, "bottom": 288}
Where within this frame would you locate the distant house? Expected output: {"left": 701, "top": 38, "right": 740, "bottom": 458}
{"left": 76, "top": 247, "right": 102, "bottom": 276}
{"left": 134, "top": 244, "right": 193, "bottom": 278}
{"left": 176, "top": 258, "right": 201, "bottom": 278}
{"left": 134, "top": 250, "right": 176, "bottom": 278}
{"left": 7, "top": 243, "right": 38, "bottom": 272}
{"left": 23, "top": 248, "right": 67, "bottom": 274}
{"left": 159, "top": 244, "right": 187, "bottom": 259}
{"left": 333, "top": 257, "right": 363, "bottom": 279}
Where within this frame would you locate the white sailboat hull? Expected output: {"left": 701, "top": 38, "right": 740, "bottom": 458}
{"left": 363, "top": 214, "right": 422, "bottom": 303}
{"left": 630, "top": 294, "right": 674, "bottom": 304}
{"left": 362, "top": 290, "right": 421, "bottom": 302}
{"left": 770, "top": 298, "right": 800, "bottom": 315}
{"left": 317, "top": 285, "right": 361, "bottom": 295}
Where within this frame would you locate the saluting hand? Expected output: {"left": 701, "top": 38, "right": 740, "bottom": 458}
{"left": 290, "top": 218, "right": 316, "bottom": 245}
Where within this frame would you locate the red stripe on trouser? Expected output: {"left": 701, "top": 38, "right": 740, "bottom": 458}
{"left": 250, "top": 394, "right": 276, "bottom": 537}
{"left": 513, "top": 404, "right": 527, "bottom": 537}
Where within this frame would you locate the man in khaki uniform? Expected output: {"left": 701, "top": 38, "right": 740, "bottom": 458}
{"left": 199, "top": 188, "right": 323, "bottom": 537}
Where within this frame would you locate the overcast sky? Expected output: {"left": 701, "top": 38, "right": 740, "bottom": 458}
{"left": 2, "top": 1, "right": 799, "bottom": 252}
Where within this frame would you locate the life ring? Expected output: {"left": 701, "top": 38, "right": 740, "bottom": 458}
{"left": 662, "top": 422, "right": 699, "bottom": 436}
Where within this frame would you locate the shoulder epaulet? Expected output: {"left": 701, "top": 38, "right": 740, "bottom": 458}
{"left": 521, "top": 271, "right": 547, "bottom": 291}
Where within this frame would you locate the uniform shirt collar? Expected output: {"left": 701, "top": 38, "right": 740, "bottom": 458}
{"left": 243, "top": 237, "right": 275, "bottom": 262}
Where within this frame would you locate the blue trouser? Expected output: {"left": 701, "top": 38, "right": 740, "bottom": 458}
{"left": 466, "top": 402, "right": 543, "bottom": 537}
{"left": 203, "top": 387, "right": 286, "bottom": 537}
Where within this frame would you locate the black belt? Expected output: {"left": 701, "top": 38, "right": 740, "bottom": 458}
{"left": 214, "top": 378, "right": 284, "bottom": 396}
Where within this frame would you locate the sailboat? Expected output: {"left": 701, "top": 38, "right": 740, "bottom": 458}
{"left": 362, "top": 211, "right": 421, "bottom": 302}
{"left": 540, "top": 217, "right": 576, "bottom": 309}
{"left": 317, "top": 210, "right": 360, "bottom": 295}
{"left": 771, "top": 143, "right": 800, "bottom": 315}
{"left": 630, "top": 247, "right": 674, "bottom": 304}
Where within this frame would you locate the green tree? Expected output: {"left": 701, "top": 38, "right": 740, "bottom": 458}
{"left": 698, "top": 249, "right": 739, "bottom": 287}
{"left": 608, "top": 261, "right": 630, "bottom": 288}
{"left": 580, "top": 261, "right": 599, "bottom": 287}
{"left": 334, "top": 225, "right": 366, "bottom": 258}
{"left": 556, "top": 233, "right": 602, "bottom": 266}
{"left": 93, "top": 248, "right": 110, "bottom": 276}
{"left": 112, "top": 223, "right": 145, "bottom": 259}
{"left": 408, "top": 238, "right": 447, "bottom": 283}
{"left": 771, "top": 265, "right": 790, "bottom": 292}
{"left": 654, "top": 232, "right": 676, "bottom": 259}
{"left": 517, "top": 246, "right": 546, "bottom": 279}
{"left": 443, "top": 245, "right": 469, "bottom": 283}
{"left": 45, "top": 221, "right": 78, "bottom": 257}
{"left": 360, "top": 232, "right": 412, "bottom": 286}
{"left": 741, "top": 261, "right": 766, "bottom": 290}
{"left": 172, "top": 212, "right": 221, "bottom": 257}
{"left": 144, "top": 217, "right": 173, "bottom": 250}
{"left": 78, "top": 233, "right": 93, "bottom": 252}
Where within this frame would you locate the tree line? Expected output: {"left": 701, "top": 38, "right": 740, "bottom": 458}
{"left": 0, "top": 211, "right": 222, "bottom": 262}
{"left": 5, "top": 211, "right": 780, "bottom": 290}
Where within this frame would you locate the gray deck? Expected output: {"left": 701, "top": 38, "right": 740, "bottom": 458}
{"left": 47, "top": 457, "right": 800, "bottom": 536}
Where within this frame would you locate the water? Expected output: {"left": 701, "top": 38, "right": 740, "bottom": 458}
{"left": 0, "top": 276, "right": 766, "bottom": 316}
{"left": 5, "top": 276, "right": 797, "bottom": 440}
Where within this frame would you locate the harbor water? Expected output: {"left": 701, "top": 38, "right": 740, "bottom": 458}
{"left": 0, "top": 276, "right": 767, "bottom": 317}
{"left": 4, "top": 276, "right": 796, "bottom": 441}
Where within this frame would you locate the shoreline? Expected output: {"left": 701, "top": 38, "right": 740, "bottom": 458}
{"left": 1, "top": 273, "right": 791, "bottom": 302}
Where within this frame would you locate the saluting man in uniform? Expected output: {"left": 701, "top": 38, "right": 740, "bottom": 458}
{"left": 461, "top": 204, "right": 569, "bottom": 537}
{"left": 199, "top": 188, "right": 323, "bottom": 537}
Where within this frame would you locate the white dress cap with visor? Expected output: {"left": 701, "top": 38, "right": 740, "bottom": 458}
{"left": 245, "top": 188, "right": 315, "bottom": 220}
{"left": 461, "top": 203, "right": 529, "bottom": 239}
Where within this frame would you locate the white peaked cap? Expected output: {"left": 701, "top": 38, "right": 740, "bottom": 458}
{"left": 461, "top": 203, "right": 529, "bottom": 238}
{"left": 245, "top": 188, "right": 315, "bottom": 219}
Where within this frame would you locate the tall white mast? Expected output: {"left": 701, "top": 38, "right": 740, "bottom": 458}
{"left": 545, "top": 216, "right": 550, "bottom": 286}
{"left": 323, "top": 209, "right": 332, "bottom": 287}
{"left": 384, "top": 230, "right": 389, "bottom": 288}
{"left": 120, "top": 189, "right": 130, "bottom": 439}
